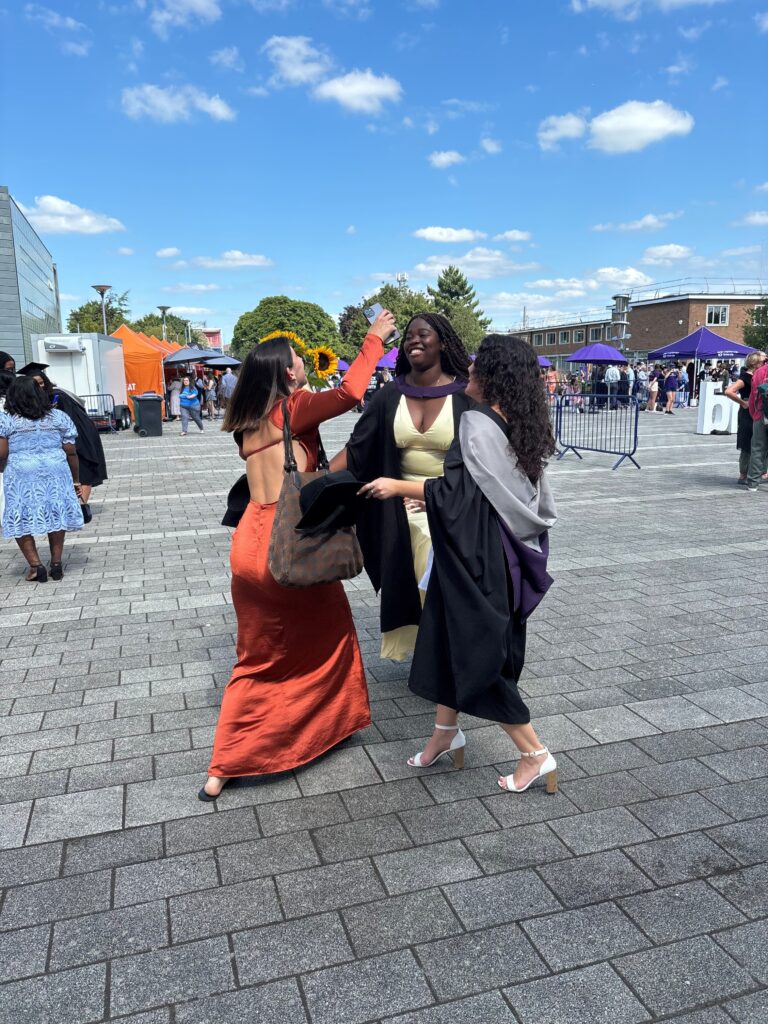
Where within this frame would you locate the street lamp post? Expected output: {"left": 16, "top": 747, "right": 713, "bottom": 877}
{"left": 157, "top": 305, "right": 171, "bottom": 342}
{"left": 91, "top": 284, "right": 111, "bottom": 335}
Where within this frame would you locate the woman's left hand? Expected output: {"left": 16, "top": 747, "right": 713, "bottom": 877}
{"left": 358, "top": 477, "right": 400, "bottom": 500}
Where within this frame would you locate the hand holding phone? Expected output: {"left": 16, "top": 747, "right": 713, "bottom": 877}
{"left": 364, "top": 303, "right": 399, "bottom": 344}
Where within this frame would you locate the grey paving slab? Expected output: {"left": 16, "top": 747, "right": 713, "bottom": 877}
{"left": 0, "top": 963, "right": 106, "bottom": 1024}
{"left": 442, "top": 868, "right": 562, "bottom": 929}
{"left": 216, "top": 831, "right": 319, "bottom": 884}
{"left": 710, "top": 863, "right": 768, "bottom": 919}
{"left": 301, "top": 949, "right": 434, "bottom": 1024}
{"left": 114, "top": 850, "right": 218, "bottom": 906}
{"left": 521, "top": 901, "right": 649, "bottom": 971}
{"left": 0, "top": 924, "right": 49, "bottom": 982}
{"left": 170, "top": 876, "right": 282, "bottom": 942}
{"left": 382, "top": 992, "right": 518, "bottom": 1024}
{"left": 624, "top": 832, "right": 741, "bottom": 886}
{"left": 0, "top": 800, "right": 31, "bottom": 850}
{"left": 620, "top": 879, "right": 746, "bottom": 941}
{"left": 463, "top": 822, "right": 572, "bottom": 874}
{"left": 50, "top": 901, "right": 168, "bottom": 969}
{"left": 276, "top": 857, "right": 386, "bottom": 917}
{"left": 62, "top": 824, "right": 163, "bottom": 875}
{"left": 0, "top": 870, "right": 111, "bottom": 930}
{"left": 505, "top": 962, "right": 647, "bottom": 1024}
{"left": 233, "top": 911, "right": 353, "bottom": 984}
{"left": 25, "top": 785, "right": 124, "bottom": 845}
{"left": 715, "top": 919, "right": 768, "bottom": 984}
{"left": 630, "top": 792, "right": 732, "bottom": 837}
{"left": 706, "top": 818, "right": 768, "bottom": 866}
{"left": 726, "top": 989, "right": 768, "bottom": 1023}
{"left": 174, "top": 979, "right": 308, "bottom": 1024}
{"left": 312, "top": 811, "right": 413, "bottom": 862}
{"left": 538, "top": 850, "right": 655, "bottom": 908}
{"left": 374, "top": 839, "right": 483, "bottom": 895}
{"left": 0, "top": 841, "right": 61, "bottom": 887}
{"left": 342, "top": 888, "right": 462, "bottom": 957}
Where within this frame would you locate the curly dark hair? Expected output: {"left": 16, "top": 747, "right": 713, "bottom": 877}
{"left": 4, "top": 375, "right": 53, "bottom": 420}
{"left": 394, "top": 313, "right": 471, "bottom": 379}
{"left": 473, "top": 334, "right": 556, "bottom": 483}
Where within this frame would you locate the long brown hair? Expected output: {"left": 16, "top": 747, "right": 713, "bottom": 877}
{"left": 222, "top": 338, "right": 293, "bottom": 433}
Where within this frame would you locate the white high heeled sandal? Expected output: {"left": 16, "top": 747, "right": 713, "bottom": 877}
{"left": 499, "top": 747, "right": 558, "bottom": 794}
{"left": 408, "top": 723, "right": 466, "bottom": 769}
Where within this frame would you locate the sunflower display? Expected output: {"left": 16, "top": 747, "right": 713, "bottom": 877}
{"left": 258, "top": 329, "right": 309, "bottom": 357}
{"left": 308, "top": 345, "right": 338, "bottom": 379}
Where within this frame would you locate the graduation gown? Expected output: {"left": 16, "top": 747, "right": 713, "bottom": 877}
{"left": 53, "top": 390, "right": 108, "bottom": 488}
{"left": 410, "top": 406, "right": 557, "bottom": 723}
{"left": 346, "top": 382, "right": 474, "bottom": 639}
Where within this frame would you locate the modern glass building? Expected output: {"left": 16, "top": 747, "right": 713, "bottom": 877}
{"left": 0, "top": 185, "right": 61, "bottom": 366}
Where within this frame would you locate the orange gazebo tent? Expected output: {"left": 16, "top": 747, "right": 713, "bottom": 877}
{"left": 112, "top": 324, "right": 166, "bottom": 410}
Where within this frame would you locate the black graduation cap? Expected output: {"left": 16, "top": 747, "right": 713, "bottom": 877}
{"left": 17, "top": 362, "right": 50, "bottom": 377}
{"left": 296, "top": 471, "right": 365, "bottom": 533}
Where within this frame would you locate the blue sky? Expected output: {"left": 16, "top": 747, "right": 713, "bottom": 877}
{"left": 3, "top": 0, "right": 767, "bottom": 342}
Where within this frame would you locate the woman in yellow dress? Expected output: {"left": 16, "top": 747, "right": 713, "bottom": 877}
{"left": 332, "top": 313, "right": 472, "bottom": 660}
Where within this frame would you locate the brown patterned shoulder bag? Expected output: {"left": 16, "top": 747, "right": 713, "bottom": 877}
{"left": 267, "top": 401, "right": 364, "bottom": 587}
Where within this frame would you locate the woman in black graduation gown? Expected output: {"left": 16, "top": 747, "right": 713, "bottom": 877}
{"left": 20, "top": 365, "right": 108, "bottom": 520}
{"left": 330, "top": 313, "right": 473, "bottom": 661}
{"left": 360, "top": 334, "right": 559, "bottom": 794}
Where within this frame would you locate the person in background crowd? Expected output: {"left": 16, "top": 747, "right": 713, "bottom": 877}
{"left": 360, "top": 334, "right": 558, "bottom": 793}
{"left": 646, "top": 365, "right": 661, "bottom": 413}
{"left": 0, "top": 352, "right": 15, "bottom": 373}
{"left": 635, "top": 363, "right": 648, "bottom": 398}
{"left": 217, "top": 368, "right": 237, "bottom": 414}
{"left": 686, "top": 360, "right": 695, "bottom": 402}
{"left": 21, "top": 365, "right": 108, "bottom": 524}
{"left": 617, "top": 364, "right": 630, "bottom": 407}
{"left": 179, "top": 376, "right": 204, "bottom": 436}
{"left": 626, "top": 362, "right": 635, "bottom": 398}
{"left": 564, "top": 375, "right": 584, "bottom": 413}
{"left": 0, "top": 370, "right": 13, "bottom": 522}
{"left": 169, "top": 377, "right": 182, "bottom": 420}
{"left": 604, "top": 362, "right": 620, "bottom": 410}
{"left": 679, "top": 363, "right": 689, "bottom": 404}
{"left": 544, "top": 365, "right": 559, "bottom": 397}
{"left": 195, "top": 372, "right": 205, "bottom": 405}
{"left": 727, "top": 352, "right": 768, "bottom": 486}
{"left": 744, "top": 355, "right": 768, "bottom": 493}
{"left": 199, "top": 310, "right": 396, "bottom": 801}
{"left": 0, "top": 376, "right": 83, "bottom": 582}
{"left": 204, "top": 375, "right": 218, "bottom": 420}
{"left": 663, "top": 365, "right": 679, "bottom": 415}
{"left": 331, "top": 313, "right": 473, "bottom": 661}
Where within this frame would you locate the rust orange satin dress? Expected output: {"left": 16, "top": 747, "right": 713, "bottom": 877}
{"left": 208, "top": 334, "right": 383, "bottom": 777}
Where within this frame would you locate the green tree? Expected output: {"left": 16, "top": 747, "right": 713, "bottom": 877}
{"left": 66, "top": 290, "right": 130, "bottom": 334}
{"left": 232, "top": 296, "right": 340, "bottom": 358}
{"left": 744, "top": 298, "right": 768, "bottom": 352}
{"left": 131, "top": 312, "right": 206, "bottom": 347}
{"left": 427, "top": 265, "right": 491, "bottom": 352}
{"left": 339, "top": 283, "right": 435, "bottom": 356}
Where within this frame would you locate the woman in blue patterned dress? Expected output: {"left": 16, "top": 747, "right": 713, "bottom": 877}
{"left": 0, "top": 376, "right": 84, "bottom": 583}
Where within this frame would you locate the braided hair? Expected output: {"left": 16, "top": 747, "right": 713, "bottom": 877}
{"left": 394, "top": 313, "right": 471, "bottom": 379}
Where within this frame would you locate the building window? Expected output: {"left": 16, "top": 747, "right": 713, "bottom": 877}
{"left": 589, "top": 326, "right": 602, "bottom": 342}
{"left": 533, "top": 333, "right": 543, "bottom": 347}
{"left": 706, "top": 304, "right": 729, "bottom": 326}
{"left": 546, "top": 332, "right": 556, "bottom": 346}
{"left": 559, "top": 330, "right": 569, "bottom": 345}
{"left": 574, "top": 329, "right": 585, "bottom": 344}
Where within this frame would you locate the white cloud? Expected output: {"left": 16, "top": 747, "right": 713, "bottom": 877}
{"left": 249, "top": 0, "right": 294, "bottom": 9}
{"left": 571, "top": 0, "right": 726, "bottom": 21}
{"left": 678, "top": 20, "right": 710, "bottom": 39}
{"left": 246, "top": 85, "right": 270, "bottom": 98}
{"left": 313, "top": 70, "right": 402, "bottom": 114}
{"left": 163, "top": 282, "right": 221, "bottom": 292}
{"left": 537, "top": 112, "right": 587, "bottom": 152}
{"left": 722, "top": 245, "right": 761, "bottom": 257}
{"left": 494, "top": 229, "right": 532, "bottom": 242}
{"left": 117, "top": 247, "right": 135, "bottom": 256}
{"left": 480, "top": 136, "right": 502, "bottom": 155}
{"left": 428, "top": 149, "right": 465, "bottom": 169}
{"left": 210, "top": 46, "right": 244, "bottom": 72}
{"left": 528, "top": 277, "right": 599, "bottom": 290}
{"left": 149, "top": 0, "right": 221, "bottom": 39}
{"left": 664, "top": 54, "right": 694, "bottom": 79}
{"left": 262, "top": 35, "right": 334, "bottom": 86}
{"left": 757, "top": 182, "right": 768, "bottom": 192}
{"left": 156, "top": 247, "right": 181, "bottom": 258}
{"left": 756, "top": 12, "right": 768, "bottom": 32}
{"left": 17, "top": 195, "right": 125, "bottom": 235}
{"left": 25, "top": 3, "right": 91, "bottom": 55}
{"left": 588, "top": 100, "right": 693, "bottom": 153}
{"left": 322, "top": 0, "right": 372, "bottom": 16}
{"left": 414, "top": 226, "right": 487, "bottom": 243}
{"left": 345, "top": 225, "right": 357, "bottom": 234}
{"left": 593, "top": 266, "right": 653, "bottom": 287}
{"left": 191, "top": 250, "right": 273, "bottom": 268}
{"left": 711, "top": 75, "right": 728, "bottom": 91}
{"left": 591, "top": 211, "right": 682, "bottom": 231}
{"left": 414, "top": 247, "right": 540, "bottom": 280}
{"left": 425, "top": 118, "right": 439, "bottom": 135}
{"left": 167, "top": 305, "right": 213, "bottom": 315}
{"left": 641, "top": 243, "right": 693, "bottom": 264}
{"left": 739, "top": 211, "right": 768, "bottom": 226}
{"left": 121, "top": 84, "right": 236, "bottom": 122}
{"left": 442, "top": 98, "right": 491, "bottom": 117}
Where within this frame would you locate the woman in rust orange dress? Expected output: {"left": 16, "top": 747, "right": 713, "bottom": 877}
{"left": 199, "top": 310, "right": 395, "bottom": 799}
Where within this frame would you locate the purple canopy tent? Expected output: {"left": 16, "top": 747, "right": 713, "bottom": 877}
{"left": 647, "top": 327, "right": 755, "bottom": 361}
{"left": 538, "top": 356, "right": 552, "bottom": 367}
{"left": 376, "top": 348, "right": 398, "bottom": 370}
{"left": 565, "top": 343, "right": 628, "bottom": 365}
{"left": 338, "top": 359, "right": 350, "bottom": 371}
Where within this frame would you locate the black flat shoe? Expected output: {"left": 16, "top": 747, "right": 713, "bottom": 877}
{"left": 80, "top": 503, "right": 92, "bottom": 524}
{"left": 49, "top": 562, "right": 63, "bottom": 581}
{"left": 25, "top": 564, "right": 48, "bottom": 583}
{"left": 197, "top": 779, "right": 228, "bottom": 802}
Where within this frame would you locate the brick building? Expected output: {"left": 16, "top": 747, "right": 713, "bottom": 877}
{"left": 511, "top": 283, "right": 764, "bottom": 365}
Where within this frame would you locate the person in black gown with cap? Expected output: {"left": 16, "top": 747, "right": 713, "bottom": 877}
{"left": 359, "top": 334, "right": 560, "bottom": 795}
{"left": 18, "top": 363, "right": 108, "bottom": 522}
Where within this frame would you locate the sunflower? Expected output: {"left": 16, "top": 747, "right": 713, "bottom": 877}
{"left": 309, "top": 345, "right": 339, "bottom": 379}
{"left": 258, "top": 329, "right": 309, "bottom": 357}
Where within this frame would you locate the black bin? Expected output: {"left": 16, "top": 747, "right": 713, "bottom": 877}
{"left": 132, "top": 394, "right": 163, "bottom": 437}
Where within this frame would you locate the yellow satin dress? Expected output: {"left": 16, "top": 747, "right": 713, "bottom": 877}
{"left": 381, "top": 394, "right": 455, "bottom": 661}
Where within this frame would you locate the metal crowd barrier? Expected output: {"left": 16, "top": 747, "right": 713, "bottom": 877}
{"left": 554, "top": 387, "right": 640, "bottom": 470}
{"left": 80, "top": 393, "right": 118, "bottom": 432}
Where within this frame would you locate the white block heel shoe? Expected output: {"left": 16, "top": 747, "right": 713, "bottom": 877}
{"left": 499, "top": 747, "right": 557, "bottom": 794}
{"left": 408, "top": 724, "right": 466, "bottom": 769}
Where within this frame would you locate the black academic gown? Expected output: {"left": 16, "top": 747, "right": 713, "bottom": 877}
{"left": 54, "top": 391, "right": 108, "bottom": 488}
{"left": 409, "top": 414, "right": 531, "bottom": 724}
{"left": 346, "top": 382, "right": 474, "bottom": 638}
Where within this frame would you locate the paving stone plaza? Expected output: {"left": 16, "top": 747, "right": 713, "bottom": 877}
{"left": 1, "top": 407, "right": 767, "bottom": 1024}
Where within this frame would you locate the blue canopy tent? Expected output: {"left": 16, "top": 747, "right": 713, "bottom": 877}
{"left": 647, "top": 326, "right": 756, "bottom": 361}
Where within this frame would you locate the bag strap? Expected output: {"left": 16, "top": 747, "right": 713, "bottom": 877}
{"left": 280, "top": 398, "right": 330, "bottom": 472}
